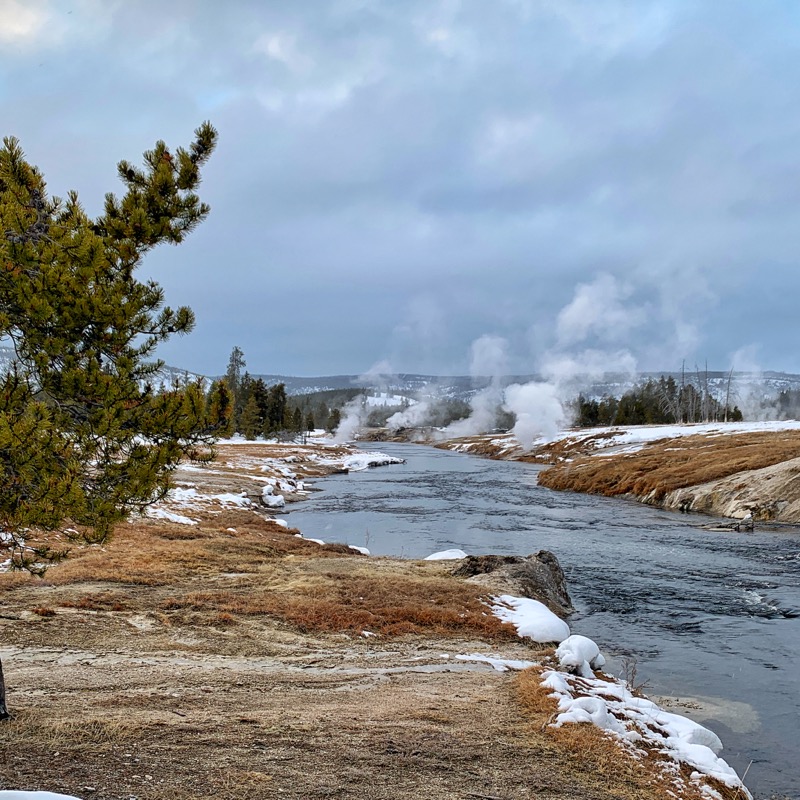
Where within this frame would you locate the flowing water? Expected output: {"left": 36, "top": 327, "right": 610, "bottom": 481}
{"left": 285, "top": 443, "right": 800, "bottom": 799}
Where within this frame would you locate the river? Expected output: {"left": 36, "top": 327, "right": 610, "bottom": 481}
{"left": 283, "top": 442, "right": 800, "bottom": 799}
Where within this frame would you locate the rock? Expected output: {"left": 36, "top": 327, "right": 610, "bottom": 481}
{"left": 452, "top": 550, "right": 574, "bottom": 616}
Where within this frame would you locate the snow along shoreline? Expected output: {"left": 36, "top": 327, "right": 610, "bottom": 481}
{"left": 426, "top": 548, "right": 751, "bottom": 799}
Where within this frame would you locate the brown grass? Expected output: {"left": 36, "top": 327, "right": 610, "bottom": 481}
{"left": 161, "top": 572, "right": 517, "bottom": 638}
{"left": 37, "top": 516, "right": 349, "bottom": 587}
{"left": 539, "top": 430, "right": 800, "bottom": 501}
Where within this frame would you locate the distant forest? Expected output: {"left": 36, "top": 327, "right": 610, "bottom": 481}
{"left": 572, "top": 375, "right": 743, "bottom": 427}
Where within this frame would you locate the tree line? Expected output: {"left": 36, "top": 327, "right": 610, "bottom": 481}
{"left": 214, "top": 346, "right": 350, "bottom": 439}
{"left": 573, "top": 375, "right": 743, "bottom": 427}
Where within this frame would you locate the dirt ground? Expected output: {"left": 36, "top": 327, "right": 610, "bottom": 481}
{"left": 0, "top": 443, "right": 740, "bottom": 800}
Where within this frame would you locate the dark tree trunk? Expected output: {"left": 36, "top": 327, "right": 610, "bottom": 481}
{"left": 0, "top": 657, "right": 10, "bottom": 720}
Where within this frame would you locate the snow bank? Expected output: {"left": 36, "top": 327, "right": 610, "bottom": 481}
{"left": 349, "top": 545, "right": 371, "bottom": 555}
{"left": 541, "top": 669, "right": 751, "bottom": 796}
{"left": 145, "top": 507, "right": 197, "bottom": 525}
{"left": 423, "top": 548, "right": 468, "bottom": 560}
{"left": 490, "top": 595, "right": 570, "bottom": 643}
{"left": 552, "top": 419, "right": 800, "bottom": 457}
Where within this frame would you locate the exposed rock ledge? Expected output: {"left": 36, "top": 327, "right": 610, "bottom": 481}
{"left": 452, "top": 551, "right": 574, "bottom": 617}
{"left": 664, "top": 455, "right": 800, "bottom": 523}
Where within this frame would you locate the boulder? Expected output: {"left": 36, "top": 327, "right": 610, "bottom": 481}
{"left": 452, "top": 550, "right": 573, "bottom": 617}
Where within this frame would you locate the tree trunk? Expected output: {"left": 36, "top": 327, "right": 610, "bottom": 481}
{"left": 0, "top": 657, "right": 10, "bottom": 720}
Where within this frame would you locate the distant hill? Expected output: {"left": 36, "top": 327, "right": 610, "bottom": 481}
{"left": 4, "top": 343, "right": 800, "bottom": 408}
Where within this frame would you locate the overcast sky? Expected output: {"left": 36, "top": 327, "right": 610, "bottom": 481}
{"left": 3, "top": 0, "right": 800, "bottom": 377}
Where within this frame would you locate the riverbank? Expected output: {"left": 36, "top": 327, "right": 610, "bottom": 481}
{"left": 434, "top": 421, "right": 800, "bottom": 524}
{"left": 0, "top": 440, "right": 751, "bottom": 799}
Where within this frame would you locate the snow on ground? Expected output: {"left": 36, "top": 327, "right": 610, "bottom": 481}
{"left": 423, "top": 548, "right": 468, "bottom": 560}
{"left": 142, "top": 442, "right": 403, "bottom": 524}
{"left": 490, "top": 595, "right": 571, "bottom": 643}
{"left": 481, "top": 600, "right": 751, "bottom": 798}
{"left": 541, "top": 419, "right": 800, "bottom": 456}
{"left": 364, "top": 392, "right": 417, "bottom": 408}
{"left": 541, "top": 668, "right": 752, "bottom": 798}
{"left": 338, "top": 453, "right": 405, "bottom": 471}
{"left": 0, "top": 793, "right": 84, "bottom": 800}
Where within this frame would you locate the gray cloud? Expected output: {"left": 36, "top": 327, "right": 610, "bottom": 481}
{"left": 4, "top": 0, "right": 800, "bottom": 375}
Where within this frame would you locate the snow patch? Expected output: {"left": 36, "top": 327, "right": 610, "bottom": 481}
{"left": 423, "top": 548, "right": 468, "bottom": 561}
{"left": 490, "top": 595, "right": 570, "bottom": 643}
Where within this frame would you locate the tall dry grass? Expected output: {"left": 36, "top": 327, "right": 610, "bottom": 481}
{"left": 538, "top": 430, "right": 800, "bottom": 501}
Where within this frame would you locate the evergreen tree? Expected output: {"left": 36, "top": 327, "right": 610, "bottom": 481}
{"left": 225, "top": 346, "right": 246, "bottom": 424}
{"left": 0, "top": 122, "right": 219, "bottom": 571}
{"left": 265, "top": 383, "right": 287, "bottom": 433}
{"left": 0, "top": 124, "right": 220, "bottom": 715}
{"left": 206, "top": 379, "right": 234, "bottom": 437}
{"left": 327, "top": 407, "right": 341, "bottom": 433}
{"left": 239, "top": 395, "right": 261, "bottom": 440}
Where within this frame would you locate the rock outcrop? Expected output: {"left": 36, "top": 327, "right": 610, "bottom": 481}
{"left": 452, "top": 551, "right": 574, "bottom": 617}
{"left": 664, "top": 455, "right": 800, "bottom": 523}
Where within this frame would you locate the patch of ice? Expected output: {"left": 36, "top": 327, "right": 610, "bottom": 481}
{"left": 349, "top": 545, "right": 371, "bottom": 555}
{"left": 423, "top": 549, "right": 468, "bottom": 561}
{"left": 272, "top": 519, "right": 289, "bottom": 528}
{"left": 455, "top": 653, "right": 536, "bottom": 672}
{"left": 490, "top": 595, "right": 570, "bottom": 643}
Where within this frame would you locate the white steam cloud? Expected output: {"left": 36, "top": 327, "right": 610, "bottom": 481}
{"left": 442, "top": 335, "right": 508, "bottom": 437}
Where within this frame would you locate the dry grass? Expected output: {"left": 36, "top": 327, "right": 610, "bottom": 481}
{"left": 0, "top": 708, "right": 139, "bottom": 750}
{"left": 539, "top": 430, "right": 800, "bottom": 501}
{"left": 515, "top": 668, "right": 745, "bottom": 800}
{"left": 161, "top": 572, "right": 518, "bottom": 637}
{"left": 35, "top": 516, "right": 349, "bottom": 587}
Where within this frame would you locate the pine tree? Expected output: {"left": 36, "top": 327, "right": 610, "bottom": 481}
{"left": 0, "top": 123, "right": 218, "bottom": 568}
{"left": 0, "top": 123, "right": 221, "bottom": 719}
{"left": 327, "top": 407, "right": 341, "bottom": 433}
{"left": 240, "top": 395, "right": 261, "bottom": 440}
{"left": 225, "top": 346, "right": 246, "bottom": 424}
{"left": 206, "top": 379, "right": 234, "bottom": 437}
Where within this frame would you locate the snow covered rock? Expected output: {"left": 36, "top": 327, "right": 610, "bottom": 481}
{"left": 341, "top": 452, "right": 405, "bottom": 471}
{"left": 556, "top": 634, "right": 606, "bottom": 678}
{"left": 261, "top": 485, "right": 286, "bottom": 508}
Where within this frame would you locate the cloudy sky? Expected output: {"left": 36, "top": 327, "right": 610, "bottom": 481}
{"left": 3, "top": 0, "right": 800, "bottom": 377}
